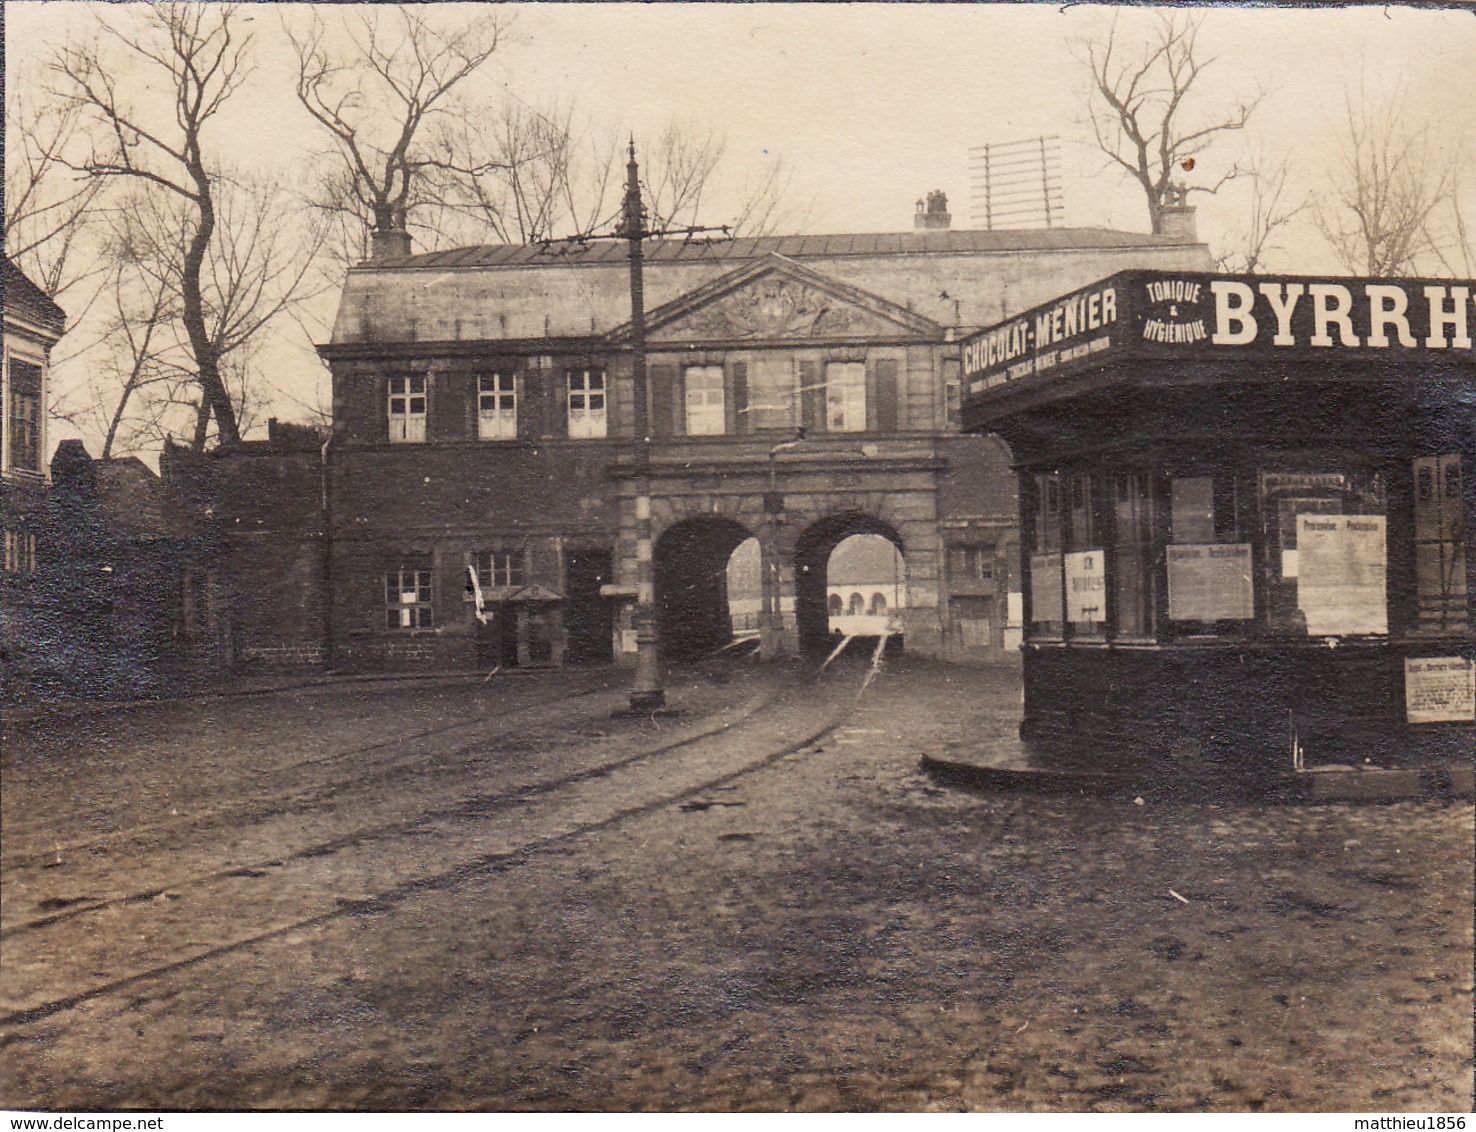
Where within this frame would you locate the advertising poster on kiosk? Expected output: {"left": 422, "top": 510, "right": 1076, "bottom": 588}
{"left": 1296, "top": 515, "right": 1388, "bottom": 635}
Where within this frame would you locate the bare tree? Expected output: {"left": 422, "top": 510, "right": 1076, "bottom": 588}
{"left": 1316, "top": 88, "right": 1462, "bottom": 277}
{"left": 3, "top": 78, "right": 107, "bottom": 300}
{"left": 1081, "top": 13, "right": 1260, "bottom": 235}
{"left": 105, "top": 174, "right": 331, "bottom": 450}
{"left": 289, "top": 7, "right": 506, "bottom": 247}
{"left": 1216, "top": 153, "right": 1307, "bottom": 274}
{"left": 51, "top": 3, "right": 253, "bottom": 446}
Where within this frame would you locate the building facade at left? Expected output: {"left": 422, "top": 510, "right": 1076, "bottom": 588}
{"left": 4, "top": 257, "right": 225, "bottom": 701}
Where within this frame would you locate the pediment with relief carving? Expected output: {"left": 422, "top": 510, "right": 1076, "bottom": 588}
{"left": 630, "top": 254, "right": 942, "bottom": 345}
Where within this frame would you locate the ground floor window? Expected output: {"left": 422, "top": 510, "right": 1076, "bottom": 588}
{"left": 476, "top": 549, "right": 525, "bottom": 591}
{"left": 947, "top": 545, "right": 995, "bottom": 583}
{"left": 4, "top": 529, "right": 36, "bottom": 575}
{"left": 386, "top": 564, "right": 433, "bottom": 629}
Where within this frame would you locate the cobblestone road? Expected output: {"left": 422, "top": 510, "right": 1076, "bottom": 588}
{"left": 2, "top": 658, "right": 1471, "bottom": 1111}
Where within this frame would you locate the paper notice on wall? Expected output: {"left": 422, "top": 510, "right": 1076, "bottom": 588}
{"left": 1030, "top": 553, "right": 1063, "bottom": 624}
{"left": 620, "top": 629, "right": 639, "bottom": 654}
{"left": 1064, "top": 550, "right": 1106, "bottom": 624}
{"left": 1405, "top": 657, "right": 1476, "bottom": 723}
{"left": 1296, "top": 515, "right": 1387, "bottom": 635}
{"left": 1167, "top": 544, "right": 1254, "bottom": 621}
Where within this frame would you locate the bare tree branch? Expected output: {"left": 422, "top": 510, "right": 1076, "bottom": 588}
{"left": 52, "top": 2, "right": 255, "bottom": 446}
{"left": 1216, "top": 152, "right": 1307, "bottom": 274}
{"left": 1078, "top": 13, "right": 1260, "bottom": 235}
{"left": 1316, "top": 86, "right": 1462, "bottom": 277}
{"left": 288, "top": 7, "right": 506, "bottom": 243}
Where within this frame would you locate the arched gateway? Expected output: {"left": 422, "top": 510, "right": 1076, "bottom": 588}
{"left": 794, "top": 513, "right": 906, "bottom": 656}
{"left": 654, "top": 516, "right": 754, "bottom": 661}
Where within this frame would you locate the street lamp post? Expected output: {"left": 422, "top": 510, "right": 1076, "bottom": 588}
{"left": 622, "top": 144, "right": 664, "bottom": 712}
{"left": 538, "top": 141, "right": 729, "bottom": 711}
{"left": 761, "top": 433, "right": 805, "bottom": 660}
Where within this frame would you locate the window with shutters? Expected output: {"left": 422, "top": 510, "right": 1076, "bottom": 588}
{"left": 684, "top": 365, "right": 725, "bottom": 435}
{"left": 7, "top": 359, "right": 42, "bottom": 472}
{"left": 477, "top": 372, "right": 517, "bottom": 439}
{"left": 567, "top": 369, "right": 606, "bottom": 438}
{"left": 385, "top": 564, "right": 433, "bottom": 629}
{"left": 388, "top": 375, "right": 427, "bottom": 443}
{"left": 825, "top": 362, "right": 866, "bottom": 432}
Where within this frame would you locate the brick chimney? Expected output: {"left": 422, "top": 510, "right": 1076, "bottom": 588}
{"left": 914, "top": 190, "right": 951, "bottom": 230}
{"left": 370, "top": 227, "right": 412, "bottom": 261}
{"left": 1158, "top": 203, "right": 1197, "bottom": 241}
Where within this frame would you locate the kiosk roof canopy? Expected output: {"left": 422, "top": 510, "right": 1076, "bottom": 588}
{"left": 960, "top": 270, "right": 1474, "bottom": 427}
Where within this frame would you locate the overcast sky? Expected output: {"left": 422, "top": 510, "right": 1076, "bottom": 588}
{"left": 7, "top": 2, "right": 1474, "bottom": 451}
{"left": 10, "top": 2, "right": 1473, "bottom": 251}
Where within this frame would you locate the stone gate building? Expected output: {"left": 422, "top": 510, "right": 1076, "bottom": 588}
{"left": 208, "top": 199, "right": 1212, "bottom": 673}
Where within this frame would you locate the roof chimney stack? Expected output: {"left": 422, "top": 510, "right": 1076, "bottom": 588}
{"left": 1157, "top": 184, "right": 1198, "bottom": 242}
{"left": 914, "top": 190, "right": 951, "bottom": 230}
{"left": 370, "top": 227, "right": 412, "bottom": 262}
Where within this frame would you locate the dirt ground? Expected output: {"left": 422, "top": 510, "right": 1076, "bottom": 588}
{"left": 2, "top": 658, "right": 1472, "bottom": 1112}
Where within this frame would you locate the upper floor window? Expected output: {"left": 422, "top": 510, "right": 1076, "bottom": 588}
{"left": 385, "top": 564, "right": 432, "bottom": 629}
{"left": 748, "top": 355, "right": 798, "bottom": 431}
{"left": 7, "top": 359, "right": 42, "bottom": 473}
{"left": 475, "top": 548, "right": 525, "bottom": 591}
{"left": 684, "top": 365, "right": 725, "bottom": 436}
{"left": 478, "top": 372, "right": 517, "bottom": 440}
{"left": 825, "top": 362, "right": 866, "bottom": 433}
{"left": 567, "top": 369, "right": 606, "bottom": 439}
{"left": 388, "top": 375, "right": 426, "bottom": 443}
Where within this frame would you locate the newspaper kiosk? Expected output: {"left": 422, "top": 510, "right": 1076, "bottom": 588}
{"left": 961, "top": 270, "right": 1473, "bottom": 775}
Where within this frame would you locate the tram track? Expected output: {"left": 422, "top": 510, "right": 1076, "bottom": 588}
{"left": 0, "top": 663, "right": 862, "bottom": 1032}
{"left": 2, "top": 677, "right": 783, "bottom": 936}
{"left": 1, "top": 672, "right": 625, "bottom": 871}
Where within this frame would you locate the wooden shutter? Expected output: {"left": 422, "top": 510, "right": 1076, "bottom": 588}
{"left": 730, "top": 361, "right": 748, "bottom": 435}
{"left": 799, "top": 360, "right": 823, "bottom": 434}
{"left": 672, "top": 365, "right": 687, "bottom": 435}
{"left": 431, "top": 370, "right": 467, "bottom": 441}
{"left": 649, "top": 363, "right": 675, "bottom": 437}
{"left": 520, "top": 369, "right": 544, "bottom": 439}
{"left": 874, "top": 358, "right": 900, "bottom": 433}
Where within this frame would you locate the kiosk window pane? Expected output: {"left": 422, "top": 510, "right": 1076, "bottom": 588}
{"left": 1260, "top": 470, "right": 1387, "bottom": 636}
{"left": 1171, "top": 478, "right": 1215, "bottom": 544}
{"left": 1112, "top": 472, "right": 1156, "bottom": 639}
{"left": 1413, "top": 455, "right": 1467, "bottom": 632}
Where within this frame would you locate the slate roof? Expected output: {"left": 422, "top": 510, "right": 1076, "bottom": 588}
{"left": 329, "top": 226, "right": 1214, "bottom": 348}
{"left": 367, "top": 227, "right": 1198, "bottom": 272}
{"left": 3, "top": 256, "right": 66, "bottom": 332}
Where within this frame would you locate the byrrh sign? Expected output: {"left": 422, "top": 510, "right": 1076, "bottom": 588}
{"left": 962, "top": 271, "right": 1474, "bottom": 397}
